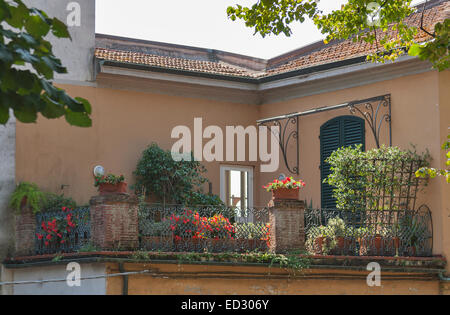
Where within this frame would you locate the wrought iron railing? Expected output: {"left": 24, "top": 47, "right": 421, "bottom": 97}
{"left": 304, "top": 205, "right": 433, "bottom": 257}
{"left": 139, "top": 204, "right": 270, "bottom": 253}
{"left": 35, "top": 208, "right": 91, "bottom": 255}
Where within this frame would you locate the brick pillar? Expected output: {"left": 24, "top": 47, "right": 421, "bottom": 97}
{"left": 90, "top": 193, "right": 139, "bottom": 250}
{"left": 269, "top": 199, "right": 305, "bottom": 254}
{"left": 14, "top": 207, "right": 36, "bottom": 256}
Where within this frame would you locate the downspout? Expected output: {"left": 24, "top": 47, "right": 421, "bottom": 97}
{"left": 118, "top": 263, "right": 128, "bottom": 296}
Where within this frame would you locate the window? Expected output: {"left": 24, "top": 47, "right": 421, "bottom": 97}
{"left": 320, "top": 116, "right": 365, "bottom": 209}
{"left": 220, "top": 165, "right": 254, "bottom": 212}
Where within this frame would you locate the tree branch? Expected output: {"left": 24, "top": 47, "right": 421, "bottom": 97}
{"left": 420, "top": 0, "right": 436, "bottom": 38}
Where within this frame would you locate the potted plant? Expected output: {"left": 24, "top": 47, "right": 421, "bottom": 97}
{"left": 206, "top": 214, "right": 236, "bottom": 251}
{"left": 263, "top": 177, "right": 306, "bottom": 200}
{"left": 9, "top": 182, "right": 47, "bottom": 214}
{"left": 169, "top": 209, "right": 208, "bottom": 251}
{"left": 399, "top": 216, "right": 427, "bottom": 256}
{"left": 306, "top": 225, "right": 333, "bottom": 255}
{"left": 234, "top": 222, "right": 269, "bottom": 252}
{"left": 94, "top": 174, "right": 127, "bottom": 195}
{"left": 326, "top": 217, "right": 353, "bottom": 255}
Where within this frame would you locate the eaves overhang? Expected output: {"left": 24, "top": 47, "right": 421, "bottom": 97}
{"left": 97, "top": 55, "right": 368, "bottom": 86}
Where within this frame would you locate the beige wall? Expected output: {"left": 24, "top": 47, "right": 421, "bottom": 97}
{"left": 15, "top": 84, "right": 260, "bottom": 205}
{"left": 15, "top": 69, "right": 450, "bottom": 257}
{"left": 438, "top": 70, "right": 450, "bottom": 270}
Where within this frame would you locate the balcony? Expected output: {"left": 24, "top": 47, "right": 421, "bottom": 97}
{"left": 29, "top": 202, "right": 433, "bottom": 258}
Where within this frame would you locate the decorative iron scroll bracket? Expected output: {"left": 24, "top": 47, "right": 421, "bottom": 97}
{"left": 258, "top": 115, "right": 299, "bottom": 175}
{"left": 257, "top": 94, "right": 392, "bottom": 175}
{"left": 348, "top": 95, "right": 391, "bottom": 148}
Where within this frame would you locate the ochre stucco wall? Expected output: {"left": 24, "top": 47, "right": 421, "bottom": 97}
{"left": 105, "top": 262, "right": 441, "bottom": 295}
{"left": 15, "top": 70, "right": 450, "bottom": 258}
{"left": 15, "top": 84, "right": 261, "bottom": 205}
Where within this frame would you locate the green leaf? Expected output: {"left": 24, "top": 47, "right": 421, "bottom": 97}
{"left": 408, "top": 44, "right": 422, "bottom": 57}
{"left": 14, "top": 106, "right": 37, "bottom": 123}
{"left": 6, "top": 2, "right": 28, "bottom": 29}
{"left": 65, "top": 109, "right": 92, "bottom": 127}
{"left": 0, "top": 103, "right": 9, "bottom": 124}
{"left": 41, "top": 96, "right": 65, "bottom": 119}
{"left": 0, "top": 43, "right": 13, "bottom": 63}
{"left": 25, "top": 14, "right": 50, "bottom": 38}
{"left": 51, "top": 18, "right": 71, "bottom": 39}
{"left": 75, "top": 97, "right": 92, "bottom": 115}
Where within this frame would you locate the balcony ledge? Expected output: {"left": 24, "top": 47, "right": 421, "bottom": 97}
{"left": 3, "top": 251, "right": 446, "bottom": 276}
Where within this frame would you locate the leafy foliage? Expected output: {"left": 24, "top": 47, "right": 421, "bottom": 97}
{"left": 227, "top": 0, "right": 449, "bottom": 71}
{"left": 133, "top": 143, "right": 215, "bottom": 205}
{"left": 41, "top": 193, "right": 77, "bottom": 213}
{"left": 94, "top": 174, "right": 125, "bottom": 187}
{"left": 9, "top": 181, "right": 47, "bottom": 214}
{"left": 416, "top": 135, "right": 450, "bottom": 183}
{"left": 324, "top": 145, "right": 430, "bottom": 211}
{"left": 409, "top": 19, "right": 449, "bottom": 71}
{"left": 0, "top": 0, "right": 92, "bottom": 126}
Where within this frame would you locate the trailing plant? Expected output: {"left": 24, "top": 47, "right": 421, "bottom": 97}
{"left": 78, "top": 242, "right": 99, "bottom": 253}
{"left": 9, "top": 182, "right": 47, "bottom": 214}
{"left": 174, "top": 250, "right": 310, "bottom": 273}
{"left": 133, "top": 143, "right": 210, "bottom": 204}
{"left": 94, "top": 173, "right": 125, "bottom": 187}
{"left": 416, "top": 135, "right": 450, "bottom": 183}
{"left": 325, "top": 145, "right": 430, "bottom": 211}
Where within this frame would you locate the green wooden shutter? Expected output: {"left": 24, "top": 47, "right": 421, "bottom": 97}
{"left": 320, "top": 116, "right": 365, "bottom": 209}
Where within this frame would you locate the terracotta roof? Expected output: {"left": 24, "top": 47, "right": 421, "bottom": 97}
{"left": 95, "top": 0, "right": 449, "bottom": 80}
{"left": 95, "top": 48, "right": 261, "bottom": 78}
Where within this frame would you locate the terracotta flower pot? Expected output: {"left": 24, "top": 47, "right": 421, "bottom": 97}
{"left": 272, "top": 188, "right": 299, "bottom": 200}
{"left": 99, "top": 182, "right": 128, "bottom": 195}
{"left": 314, "top": 236, "right": 329, "bottom": 255}
{"left": 373, "top": 234, "right": 383, "bottom": 254}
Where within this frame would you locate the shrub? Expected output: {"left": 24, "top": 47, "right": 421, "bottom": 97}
{"left": 168, "top": 209, "right": 236, "bottom": 241}
{"left": 36, "top": 207, "right": 78, "bottom": 247}
{"left": 134, "top": 143, "right": 220, "bottom": 205}
{"left": 324, "top": 145, "right": 430, "bottom": 211}
{"left": 41, "top": 193, "right": 77, "bottom": 213}
{"left": 185, "top": 191, "right": 225, "bottom": 206}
